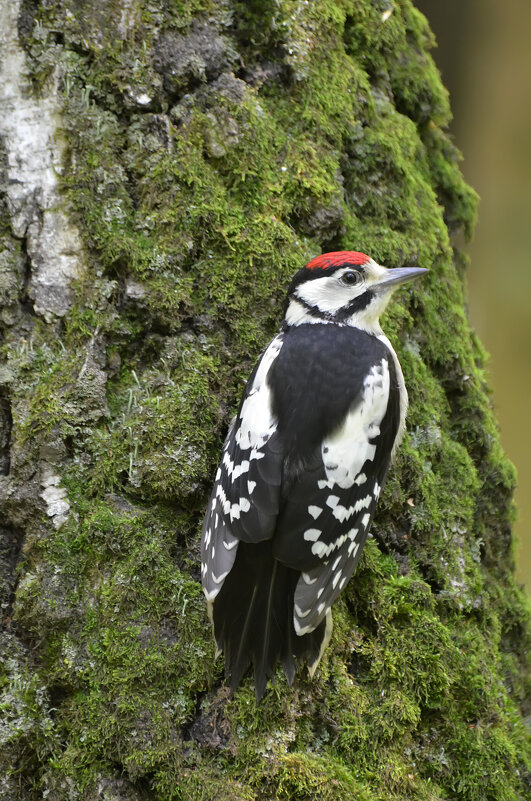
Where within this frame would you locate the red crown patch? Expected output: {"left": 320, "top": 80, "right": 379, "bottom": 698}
{"left": 305, "top": 251, "right": 370, "bottom": 271}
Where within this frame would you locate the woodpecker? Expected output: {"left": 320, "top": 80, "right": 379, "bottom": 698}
{"left": 201, "top": 251, "right": 427, "bottom": 699}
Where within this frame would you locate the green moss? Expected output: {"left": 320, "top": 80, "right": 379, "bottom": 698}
{"left": 83, "top": 332, "right": 225, "bottom": 500}
{"left": 2, "top": 0, "right": 528, "bottom": 799}
{"left": 13, "top": 498, "right": 214, "bottom": 790}
{"left": 257, "top": 751, "right": 373, "bottom": 800}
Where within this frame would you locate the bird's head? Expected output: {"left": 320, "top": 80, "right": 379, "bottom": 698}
{"left": 284, "top": 251, "right": 427, "bottom": 333}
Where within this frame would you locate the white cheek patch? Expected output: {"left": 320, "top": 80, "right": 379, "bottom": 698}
{"left": 295, "top": 274, "right": 365, "bottom": 313}
{"left": 284, "top": 299, "right": 331, "bottom": 326}
{"left": 322, "top": 358, "right": 390, "bottom": 489}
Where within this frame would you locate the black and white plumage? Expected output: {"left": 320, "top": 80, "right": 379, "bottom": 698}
{"left": 201, "top": 251, "right": 427, "bottom": 699}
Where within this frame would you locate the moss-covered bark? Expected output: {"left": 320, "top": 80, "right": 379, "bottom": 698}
{"left": 0, "top": 1, "right": 529, "bottom": 799}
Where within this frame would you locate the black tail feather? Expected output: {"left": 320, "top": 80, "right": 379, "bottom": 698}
{"left": 213, "top": 541, "right": 328, "bottom": 700}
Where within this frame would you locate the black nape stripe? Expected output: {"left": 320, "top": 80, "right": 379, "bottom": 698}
{"left": 286, "top": 291, "right": 374, "bottom": 324}
{"left": 290, "top": 295, "right": 336, "bottom": 322}
{"left": 335, "top": 290, "right": 374, "bottom": 321}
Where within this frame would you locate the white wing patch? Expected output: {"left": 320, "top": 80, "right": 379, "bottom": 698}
{"left": 290, "top": 361, "right": 390, "bottom": 633}
{"left": 201, "top": 508, "right": 239, "bottom": 603}
{"left": 378, "top": 333, "right": 408, "bottom": 454}
{"left": 322, "top": 358, "right": 390, "bottom": 489}
{"left": 235, "top": 335, "right": 283, "bottom": 450}
{"left": 291, "top": 469, "right": 385, "bottom": 634}
{"left": 201, "top": 335, "right": 284, "bottom": 603}
{"left": 293, "top": 523, "right": 365, "bottom": 635}
{"left": 326, "top": 493, "right": 372, "bottom": 522}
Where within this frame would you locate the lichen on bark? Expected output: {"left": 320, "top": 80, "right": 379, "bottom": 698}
{"left": 0, "top": 1, "right": 529, "bottom": 800}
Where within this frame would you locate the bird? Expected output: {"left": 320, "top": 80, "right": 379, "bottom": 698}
{"left": 200, "top": 250, "right": 427, "bottom": 699}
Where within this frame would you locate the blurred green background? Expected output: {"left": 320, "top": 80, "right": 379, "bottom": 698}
{"left": 416, "top": 0, "right": 531, "bottom": 592}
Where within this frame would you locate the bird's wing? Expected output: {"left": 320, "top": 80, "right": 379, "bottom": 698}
{"left": 273, "top": 356, "right": 400, "bottom": 635}
{"left": 201, "top": 335, "right": 285, "bottom": 601}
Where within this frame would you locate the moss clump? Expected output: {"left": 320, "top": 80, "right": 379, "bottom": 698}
{"left": 1, "top": 0, "right": 528, "bottom": 799}
{"left": 12, "top": 498, "right": 214, "bottom": 791}
{"left": 85, "top": 331, "right": 225, "bottom": 500}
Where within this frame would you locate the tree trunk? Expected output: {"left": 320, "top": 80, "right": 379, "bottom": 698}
{"left": 0, "top": 1, "right": 529, "bottom": 799}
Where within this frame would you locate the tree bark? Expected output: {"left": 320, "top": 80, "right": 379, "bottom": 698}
{"left": 0, "top": 1, "right": 529, "bottom": 799}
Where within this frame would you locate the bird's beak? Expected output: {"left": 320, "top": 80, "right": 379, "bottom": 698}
{"left": 374, "top": 266, "right": 428, "bottom": 292}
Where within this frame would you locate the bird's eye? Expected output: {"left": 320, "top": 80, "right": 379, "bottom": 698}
{"left": 341, "top": 270, "right": 361, "bottom": 286}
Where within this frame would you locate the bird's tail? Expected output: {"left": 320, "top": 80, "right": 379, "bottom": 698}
{"left": 212, "top": 540, "right": 329, "bottom": 700}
